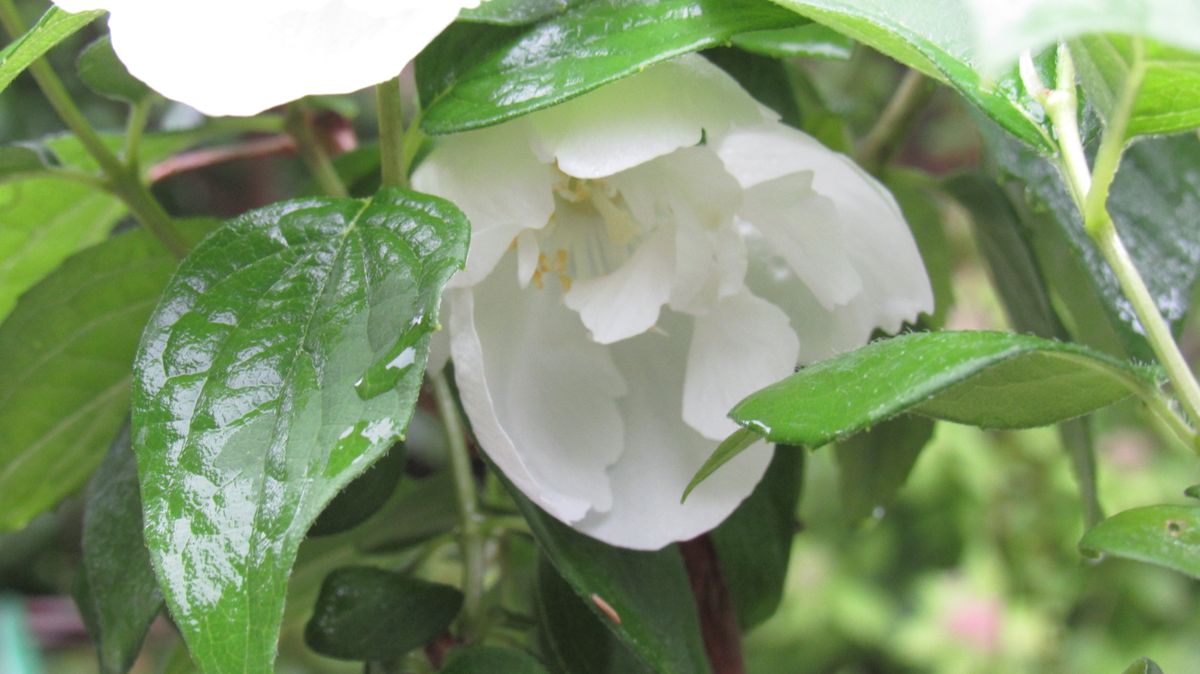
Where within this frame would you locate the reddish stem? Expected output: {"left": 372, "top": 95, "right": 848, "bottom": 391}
{"left": 680, "top": 535, "right": 745, "bottom": 674}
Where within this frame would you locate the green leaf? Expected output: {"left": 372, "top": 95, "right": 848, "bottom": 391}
{"left": 75, "top": 424, "right": 163, "bottom": 674}
{"left": 459, "top": 0, "right": 579, "bottom": 25}
{"left": 132, "top": 189, "right": 468, "bottom": 674}
{"left": 1080, "top": 505, "right": 1200, "bottom": 579}
{"left": 308, "top": 442, "right": 406, "bottom": 537}
{"left": 767, "top": 0, "right": 1054, "bottom": 152}
{"left": 0, "top": 7, "right": 102, "bottom": 95}
{"left": 0, "top": 145, "right": 47, "bottom": 180}
{"left": 1122, "top": 657, "right": 1166, "bottom": 674}
{"left": 710, "top": 447, "right": 803, "bottom": 629}
{"left": 687, "top": 331, "right": 1157, "bottom": 496}
{"left": 304, "top": 566, "right": 463, "bottom": 661}
{"left": 535, "top": 557, "right": 652, "bottom": 674}
{"left": 1073, "top": 35, "right": 1200, "bottom": 139}
{"left": 731, "top": 23, "right": 854, "bottom": 60}
{"left": 835, "top": 417, "right": 935, "bottom": 524}
{"left": 419, "top": 0, "right": 801, "bottom": 134}
{"left": 441, "top": 646, "right": 551, "bottom": 674}
{"left": 502, "top": 475, "right": 711, "bottom": 674}
{"left": 77, "top": 35, "right": 152, "bottom": 104}
{"left": 888, "top": 172, "right": 954, "bottom": 328}
{"left": 985, "top": 125, "right": 1200, "bottom": 361}
{"left": 0, "top": 222, "right": 211, "bottom": 532}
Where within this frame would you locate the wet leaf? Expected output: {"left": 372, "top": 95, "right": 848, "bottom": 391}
{"left": 0, "top": 7, "right": 101, "bottom": 95}
{"left": 132, "top": 189, "right": 468, "bottom": 674}
{"left": 731, "top": 23, "right": 854, "bottom": 60}
{"left": 1080, "top": 505, "right": 1200, "bottom": 579}
{"left": 308, "top": 443, "right": 406, "bottom": 537}
{"left": 304, "top": 566, "right": 462, "bottom": 661}
{"left": 420, "top": 0, "right": 801, "bottom": 134}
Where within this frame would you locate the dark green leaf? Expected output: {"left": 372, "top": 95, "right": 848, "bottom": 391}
{"left": 536, "top": 557, "right": 651, "bottom": 674}
{"left": 835, "top": 417, "right": 934, "bottom": 524}
{"left": 441, "top": 646, "right": 551, "bottom": 674}
{"left": 767, "top": 0, "right": 1054, "bottom": 152}
{"left": 1074, "top": 35, "right": 1200, "bottom": 138}
{"left": 1122, "top": 657, "right": 1166, "bottom": 674}
{"left": 731, "top": 23, "right": 854, "bottom": 60}
{"left": 0, "top": 7, "right": 102, "bottom": 95}
{"left": 703, "top": 47, "right": 802, "bottom": 126}
{"left": 502, "top": 475, "right": 710, "bottom": 674}
{"left": 77, "top": 35, "right": 152, "bottom": 103}
{"left": 0, "top": 145, "right": 47, "bottom": 180}
{"left": 1080, "top": 505, "right": 1200, "bottom": 579}
{"left": 459, "top": 0, "right": 579, "bottom": 25}
{"left": 687, "top": 331, "right": 1157, "bottom": 496}
{"left": 309, "top": 442, "right": 406, "bottom": 537}
{"left": 132, "top": 189, "right": 468, "bottom": 674}
{"left": 710, "top": 447, "right": 803, "bottom": 629}
{"left": 0, "top": 222, "right": 212, "bottom": 531}
{"left": 304, "top": 566, "right": 462, "bottom": 661}
{"left": 1185, "top": 484, "right": 1200, "bottom": 501}
{"left": 75, "top": 424, "right": 163, "bottom": 674}
{"left": 889, "top": 172, "right": 954, "bottom": 328}
{"left": 420, "top": 0, "right": 801, "bottom": 134}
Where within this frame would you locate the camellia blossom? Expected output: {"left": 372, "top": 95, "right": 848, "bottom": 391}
{"left": 413, "top": 55, "right": 934, "bottom": 550}
{"left": 50, "top": 0, "right": 480, "bottom": 117}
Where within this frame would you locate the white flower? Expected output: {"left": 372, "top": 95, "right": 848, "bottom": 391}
{"left": 413, "top": 55, "right": 933, "bottom": 550}
{"left": 51, "top": 0, "right": 480, "bottom": 116}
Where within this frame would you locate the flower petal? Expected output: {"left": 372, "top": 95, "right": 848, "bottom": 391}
{"left": 528, "top": 55, "right": 763, "bottom": 179}
{"left": 574, "top": 312, "right": 773, "bottom": 550}
{"left": 562, "top": 226, "right": 674, "bottom": 344}
{"left": 682, "top": 292, "right": 799, "bottom": 440}
{"left": 413, "top": 121, "right": 557, "bottom": 286}
{"left": 99, "top": 0, "right": 478, "bottom": 116}
{"left": 448, "top": 255, "right": 627, "bottom": 524}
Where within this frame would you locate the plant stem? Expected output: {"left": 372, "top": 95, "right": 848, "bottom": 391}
{"left": 431, "top": 370, "right": 486, "bottom": 641}
{"left": 0, "top": 0, "right": 188, "bottom": 258}
{"left": 857, "top": 69, "right": 930, "bottom": 172}
{"left": 376, "top": 76, "right": 408, "bottom": 190}
{"left": 286, "top": 105, "right": 348, "bottom": 198}
{"left": 123, "top": 98, "right": 151, "bottom": 168}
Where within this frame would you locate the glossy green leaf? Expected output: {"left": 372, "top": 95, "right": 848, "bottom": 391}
{"left": 1122, "top": 657, "right": 1166, "bottom": 674}
{"left": 77, "top": 35, "right": 151, "bottom": 103}
{"left": 710, "top": 447, "right": 802, "bottom": 629}
{"left": 731, "top": 23, "right": 854, "bottom": 60}
{"left": 536, "top": 557, "right": 651, "bottom": 674}
{"left": 503, "top": 475, "right": 711, "bottom": 674}
{"left": 0, "top": 222, "right": 211, "bottom": 532}
{"left": 1073, "top": 35, "right": 1200, "bottom": 139}
{"left": 75, "top": 424, "right": 163, "bottom": 674}
{"left": 768, "top": 0, "right": 1054, "bottom": 152}
{"left": 420, "top": 0, "right": 801, "bottom": 134}
{"left": 985, "top": 125, "right": 1200, "bottom": 361}
{"left": 132, "top": 189, "right": 468, "bottom": 674}
{"left": 835, "top": 416, "right": 935, "bottom": 524}
{"left": 304, "top": 566, "right": 462, "bottom": 661}
{"left": 1080, "top": 505, "right": 1200, "bottom": 579}
{"left": 0, "top": 7, "right": 102, "bottom": 95}
{"left": 459, "top": 0, "right": 579, "bottom": 25}
{"left": 687, "top": 331, "right": 1156, "bottom": 496}
{"left": 441, "top": 646, "right": 551, "bottom": 674}
{"left": 308, "top": 442, "right": 406, "bottom": 537}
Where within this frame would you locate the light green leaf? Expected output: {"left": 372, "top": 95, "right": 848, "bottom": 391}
{"left": 1122, "top": 657, "right": 1166, "bottom": 674}
{"left": 0, "top": 7, "right": 102, "bottom": 95}
{"left": 419, "top": 0, "right": 801, "bottom": 134}
{"left": 459, "top": 0, "right": 579, "bottom": 25}
{"left": 1080, "top": 505, "right": 1200, "bottom": 579}
{"left": 1074, "top": 35, "right": 1200, "bottom": 138}
{"left": 132, "top": 189, "right": 468, "bottom": 674}
{"left": 732, "top": 23, "right": 854, "bottom": 60}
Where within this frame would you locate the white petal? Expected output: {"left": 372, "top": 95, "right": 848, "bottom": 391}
{"left": 739, "top": 175, "right": 862, "bottom": 309}
{"left": 682, "top": 292, "right": 799, "bottom": 440}
{"left": 412, "top": 120, "right": 557, "bottom": 287}
{"left": 448, "top": 255, "right": 627, "bottom": 524}
{"left": 528, "top": 55, "right": 763, "bottom": 179}
{"left": 574, "top": 312, "right": 773, "bottom": 550}
{"left": 562, "top": 226, "right": 674, "bottom": 344}
{"left": 101, "top": 0, "right": 478, "bottom": 116}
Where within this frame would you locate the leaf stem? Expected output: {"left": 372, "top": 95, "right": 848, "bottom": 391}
{"left": 376, "top": 76, "right": 408, "bottom": 190}
{"left": 857, "top": 69, "right": 930, "bottom": 172}
{"left": 123, "top": 97, "right": 151, "bottom": 168}
{"left": 285, "top": 104, "right": 348, "bottom": 198}
{"left": 0, "top": 0, "right": 188, "bottom": 258}
{"left": 1031, "top": 45, "right": 1200, "bottom": 447}
{"left": 431, "top": 369, "right": 486, "bottom": 641}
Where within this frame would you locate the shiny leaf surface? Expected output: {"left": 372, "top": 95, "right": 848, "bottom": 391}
{"left": 308, "top": 442, "right": 406, "bottom": 537}
{"left": 459, "top": 0, "right": 579, "bottom": 25}
{"left": 1080, "top": 505, "right": 1200, "bottom": 579}
{"left": 304, "top": 566, "right": 463, "bottom": 661}
{"left": 132, "top": 189, "right": 468, "bottom": 674}
{"left": 420, "top": 0, "right": 801, "bottom": 134}
{"left": 1074, "top": 35, "right": 1200, "bottom": 138}
{"left": 731, "top": 23, "right": 854, "bottom": 60}
{"left": 0, "top": 7, "right": 101, "bottom": 95}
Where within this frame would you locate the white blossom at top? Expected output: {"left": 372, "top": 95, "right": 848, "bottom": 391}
{"left": 50, "top": 0, "right": 481, "bottom": 116}
{"left": 413, "top": 55, "right": 934, "bottom": 550}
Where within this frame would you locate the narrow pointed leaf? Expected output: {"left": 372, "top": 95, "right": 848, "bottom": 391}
{"left": 132, "top": 189, "right": 468, "bottom": 674}
{"left": 419, "top": 0, "right": 801, "bottom": 134}
{"left": 1080, "top": 505, "right": 1200, "bottom": 579}
{"left": 1122, "top": 657, "right": 1166, "bottom": 674}
{"left": 0, "top": 7, "right": 102, "bottom": 95}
